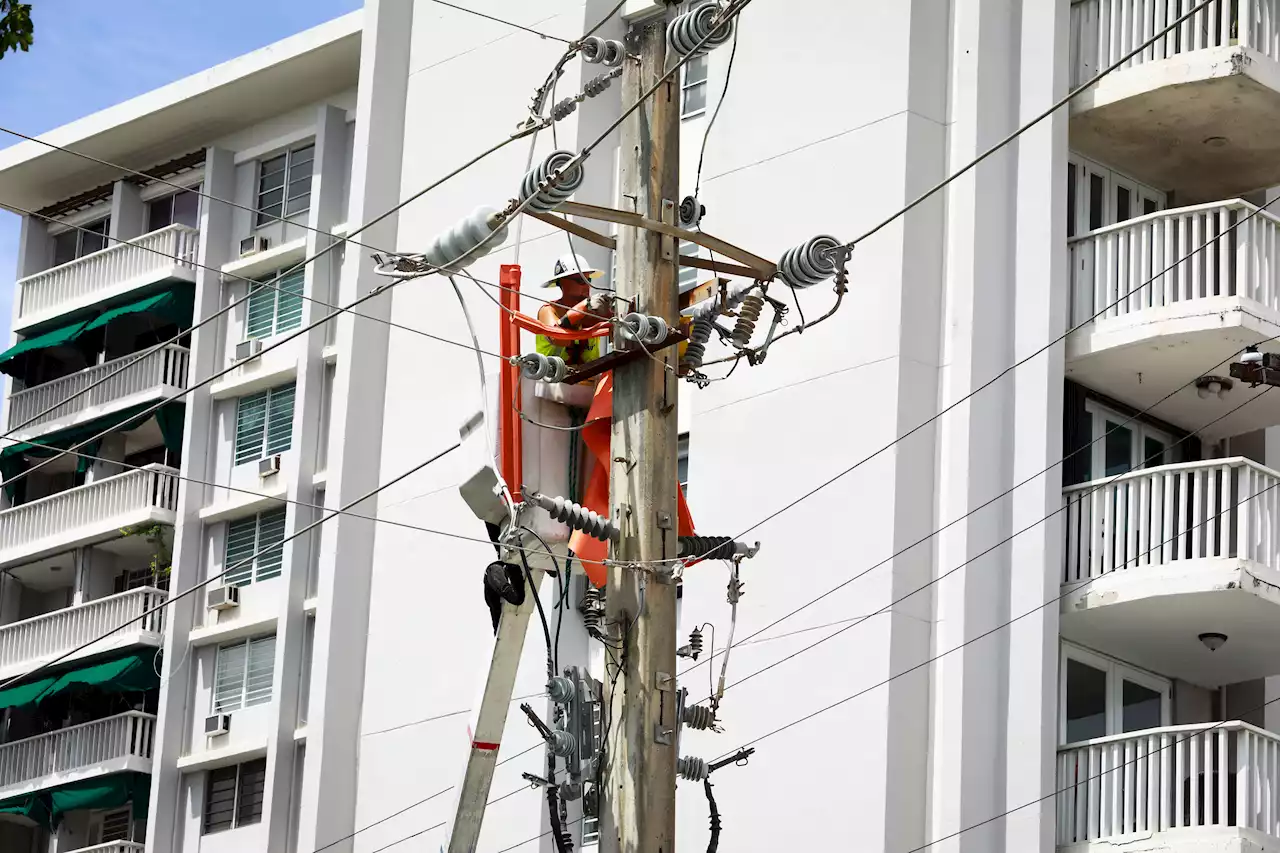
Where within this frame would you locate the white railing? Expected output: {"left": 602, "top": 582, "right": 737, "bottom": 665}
{"left": 1057, "top": 721, "right": 1280, "bottom": 843}
{"left": 0, "top": 465, "right": 179, "bottom": 557}
{"left": 0, "top": 587, "right": 167, "bottom": 671}
{"left": 1067, "top": 200, "right": 1280, "bottom": 329}
{"left": 7, "top": 346, "right": 189, "bottom": 434}
{"left": 1070, "top": 0, "right": 1280, "bottom": 87}
{"left": 1063, "top": 457, "right": 1280, "bottom": 583}
{"left": 0, "top": 712, "right": 155, "bottom": 794}
{"left": 16, "top": 225, "right": 198, "bottom": 323}
{"left": 68, "top": 844, "right": 145, "bottom": 853}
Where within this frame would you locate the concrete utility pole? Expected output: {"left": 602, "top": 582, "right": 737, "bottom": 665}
{"left": 601, "top": 4, "right": 682, "bottom": 852}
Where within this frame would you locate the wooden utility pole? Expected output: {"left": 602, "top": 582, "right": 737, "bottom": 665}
{"left": 601, "top": 5, "right": 682, "bottom": 853}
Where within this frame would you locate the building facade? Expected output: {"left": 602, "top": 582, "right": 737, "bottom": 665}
{"left": 1, "top": 1, "right": 1279, "bottom": 852}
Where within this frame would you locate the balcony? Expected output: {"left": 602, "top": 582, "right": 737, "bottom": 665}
{"left": 14, "top": 225, "right": 198, "bottom": 334}
{"left": 0, "top": 466, "right": 179, "bottom": 571}
{"left": 1067, "top": 200, "right": 1280, "bottom": 439}
{"left": 0, "top": 711, "right": 154, "bottom": 800}
{"left": 1070, "top": 0, "right": 1280, "bottom": 200}
{"left": 6, "top": 345, "right": 189, "bottom": 441}
{"left": 69, "top": 845, "right": 144, "bottom": 853}
{"left": 1057, "top": 722, "right": 1280, "bottom": 850}
{"left": 1062, "top": 458, "right": 1280, "bottom": 686}
{"left": 0, "top": 588, "right": 167, "bottom": 683}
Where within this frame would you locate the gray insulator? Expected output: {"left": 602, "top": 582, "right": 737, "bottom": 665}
{"left": 621, "top": 312, "right": 669, "bottom": 345}
{"left": 678, "top": 535, "right": 749, "bottom": 560}
{"left": 601, "top": 39, "right": 624, "bottom": 66}
{"left": 677, "top": 756, "right": 709, "bottom": 782}
{"left": 778, "top": 234, "right": 842, "bottom": 289}
{"left": 519, "top": 150, "right": 585, "bottom": 213}
{"left": 681, "top": 318, "right": 713, "bottom": 369}
{"left": 548, "top": 676, "right": 575, "bottom": 705}
{"left": 581, "top": 36, "right": 606, "bottom": 63}
{"left": 530, "top": 493, "right": 620, "bottom": 543}
{"left": 683, "top": 282, "right": 751, "bottom": 323}
{"left": 518, "top": 353, "right": 568, "bottom": 383}
{"left": 683, "top": 703, "right": 715, "bottom": 731}
{"left": 548, "top": 729, "right": 576, "bottom": 758}
{"left": 582, "top": 70, "right": 616, "bottom": 98}
{"left": 667, "top": 1, "right": 734, "bottom": 58}
{"left": 678, "top": 195, "right": 705, "bottom": 229}
{"left": 422, "top": 205, "right": 509, "bottom": 273}
{"left": 731, "top": 294, "right": 763, "bottom": 346}
{"left": 550, "top": 97, "right": 578, "bottom": 122}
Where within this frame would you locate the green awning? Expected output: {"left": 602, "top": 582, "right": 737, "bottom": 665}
{"left": 0, "top": 318, "right": 93, "bottom": 375}
{"left": 82, "top": 287, "right": 194, "bottom": 333}
{"left": 0, "top": 651, "right": 160, "bottom": 712}
{"left": 0, "top": 773, "right": 149, "bottom": 830}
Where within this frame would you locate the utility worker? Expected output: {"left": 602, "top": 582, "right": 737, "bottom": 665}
{"left": 536, "top": 253, "right": 612, "bottom": 366}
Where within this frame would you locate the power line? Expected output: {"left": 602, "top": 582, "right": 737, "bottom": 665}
{"left": 424, "top": 0, "right": 572, "bottom": 43}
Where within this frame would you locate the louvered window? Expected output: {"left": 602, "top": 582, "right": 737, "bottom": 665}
{"left": 245, "top": 267, "right": 305, "bottom": 339}
{"left": 203, "top": 758, "right": 267, "bottom": 834}
{"left": 256, "top": 143, "right": 315, "bottom": 226}
{"left": 213, "top": 635, "right": 276, "bottom": 713}
{"left": 234, "top": 383, "right": 295, "bottom": 465}
{"left": 224, "top": 508, "right": 287, "bottom": 587}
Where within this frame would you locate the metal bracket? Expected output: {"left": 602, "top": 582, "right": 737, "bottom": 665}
{"left": 660, "top": 198, "right": 676, "bottom": 263}
{"left": 656, "top": 510, "right": 673, "bottom": 530}
{"left": 655, "top": 671, "right": 674, "bottom": 691}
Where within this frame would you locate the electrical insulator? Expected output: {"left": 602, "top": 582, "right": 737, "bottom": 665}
{"left": 679, "top": 195, "right": 705, "bottom": 229}
{"left": 731, "top": 294, "right": 763, "bottom": 347}
{"left": 667, "top": 1, "right": 734, "bottom": 57}
{"left": 581, "top": 36, "right": 624, "bottom": 66}
{"left": 529, "top": 492, "right": 620, "bottom": 543}
{"left": 419, "top": 205, "right": 510, "bottom": 274}
{"left": 687, "top": 627, "right": 704, "bottom": 659}
{"left": 778, "top": 234, "right": 842, "bottom": 289}
{"left": 681, "top": 318, "right": 713, "bottom": 370}
{"left": 548, "top": 676, "right": 575, "bottom": 705}
{"left": 579, "top": 586, "right": 605, "bottom": 636}
{"left": 678, "top": 535, "right": 757, "bottom": 560}
{"left": 516, "top": 352, "right": 569, "bottom": 383}
{"left": 619, "top": 312, "right": 669, "bottom": 345}
{"left": 683, "top": 282, "right": 753, "bottom": 324}
{"left": 548, "top": 729, "right": 576, "bottom": 758}
{"left": 677, "top": 756, "right": 710, "bottom": 782}
{"left": 683, "top": 703, "right": 716, "bottom": 731}
{"left": 519, "top": 150, "right": 585, "bottom": 213}
{"left": 550, "top": 69, "right": 622, "bottom": 122}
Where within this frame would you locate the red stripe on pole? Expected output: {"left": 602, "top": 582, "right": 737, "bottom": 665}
{"left": 472, "top": 740, "right": 501, "bottom": 751}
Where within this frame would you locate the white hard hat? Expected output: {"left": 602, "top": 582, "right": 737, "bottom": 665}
{"left": 544, "top": 252, "right": 603, "bottom": 287}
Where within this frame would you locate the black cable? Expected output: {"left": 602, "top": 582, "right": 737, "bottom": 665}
{"left": 704, "top": 779, "right": 721, "bottom": 853}
{"left": 547, "top": 752, "right": 571, "bottom": 853}
{"left": 520, "top": 526, "right": 565, "bottom": 674}
{"left": 694, "top": 22, "right": 739, "bottom": 199}
{"left": 518, "top": 546, "right": 554, "bottom": 678}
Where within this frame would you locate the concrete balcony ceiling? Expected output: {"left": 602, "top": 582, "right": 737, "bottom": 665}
{"left": 1061, "top": 458, "right": 1280, "bottom": 687}
{"left": 1070, "top": 0, "right": 1280, "bottom": 201}
{"left": 1066, "top": 200, "right": 1280, "bottom": 441}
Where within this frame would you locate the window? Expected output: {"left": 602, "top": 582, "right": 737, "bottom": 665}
{"left": 256, "top": 143, "right": 315, "bottom": 226}
{"left": 213, "top": 635, "right": 277, "bottom": 713}
{"left": 93, "top": 807, "right": 132, "bottom": 843}
{"left": 245, "top": 268, "right": 305, "bottom": 339}
{"left": 225, "top": 509, "right": 287, "bottom": 587}
{"left": 678, "top": 241, "right": 701, "bottom": 293}
{"left": 147, "top": 187, "right": 201, "bottom": 231}
{"left": 51, "top": 217, "right": 110, "bottom": 266}
{"left": 203, "top": 758, "right": 267, "bottom": 834}
{"left": 681, "top": 53, "right": 708, "bottom": 119}
{"left": 1083, "top": 399, "right": 1172, "bottom": 481}
{"left": 1066, "top": 154, "right": 1165, "bottom": 237}
{"left": 234, "top": 383, "right": 296, "bottom": 465}
{"left": 1060, "top": 644, "right": 1169, "bottom": 743}
{"left": 678, "top": 433, "right": 690, "bottom": 496}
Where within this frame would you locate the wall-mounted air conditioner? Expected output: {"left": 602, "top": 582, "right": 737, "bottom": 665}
{"left": 259, "top": 455, "right": 281, "bottom": 478}
{"left": 207, "top": 586, "right": 239, "bottom": 611}
{"left": 233, "top": 339, "right": 263, "bottom": 363}
{"left": 239, "top": 236, "right": 268, "bottom": 257}
{"left": 204, "top": 714, "right": 231, "bottom": 737}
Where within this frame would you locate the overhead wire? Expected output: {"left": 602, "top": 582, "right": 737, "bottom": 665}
{"left": 424, "top": 0, "right": 573, "bottom": 43}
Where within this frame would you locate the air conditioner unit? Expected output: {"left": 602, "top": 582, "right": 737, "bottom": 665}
{"left": 204, "top": 714, "right": 231, "bottom": 737}
{"left": 233, "top": 339, "right": 263, "bottom": 363}
{"left": 207, "top": 585, "right": 239, "bottom": 611}
{"left": 239, "top": 235, "right": 268, "bottom": 257}
{"left": 258, "top": 455, "right": 281, "bottom": 478}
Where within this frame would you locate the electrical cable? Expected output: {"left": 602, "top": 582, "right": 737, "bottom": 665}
{"left": 0, "top": 441, "right": 460, "bottom": 694}
{"left": 703, "top": 778, "right": 721, "bottom": 853}
{"left": 362, "top": 692, "right": 548, "bottom": 737}
{"left": 693, "top": 20, "right": 738, "bottom": 200}
{"left": 424, "top": 0, "right": 572, "bottom": 42}
{"left": 688, "top": 383, "right": 1272, "bottom": 708}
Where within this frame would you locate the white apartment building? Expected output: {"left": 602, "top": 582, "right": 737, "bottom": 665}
{"left": 2, "top": 1, "right": 1280, "bottom": 852}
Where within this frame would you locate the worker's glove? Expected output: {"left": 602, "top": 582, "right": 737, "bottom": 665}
{"left": 586, "top": 292, "right": 613, "bottom": 314}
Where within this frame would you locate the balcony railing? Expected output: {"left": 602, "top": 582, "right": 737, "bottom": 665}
{"left": 0, "top": 587, "right": 166, "bottom": 673}
{"left": 1063, "top": 457, "right": 1280, "bottom": 583}
{"left": 0, "top": 711, "right": 154, "bottom": 796}
{"left": 1057, "top": 721, "right": 1280, "bottom": 844}
{"left": 7, "top": 346, "right": 189, "bottom": 435}
{"left": 69, "top": 844, "right": 145, "bottom": 853}
{"left": 0, "top": 465, "right": 179, "bottom": 564}
{"left": 15, "top": 225, "right": 198, "bottom": 325}
{"left": 1068, "top": 200, "right": 1280, "bottom": 330}
{"left": 1070, "top": 0, "right": 1280, "bottom": 88}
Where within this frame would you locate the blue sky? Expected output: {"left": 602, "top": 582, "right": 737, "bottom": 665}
{"left": 0, "top": 0, "right": 361, "bottom": 345}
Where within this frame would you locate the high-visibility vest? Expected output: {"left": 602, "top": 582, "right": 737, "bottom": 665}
{"left": 535, "top": 332, "right": 601, "bottom": 365}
